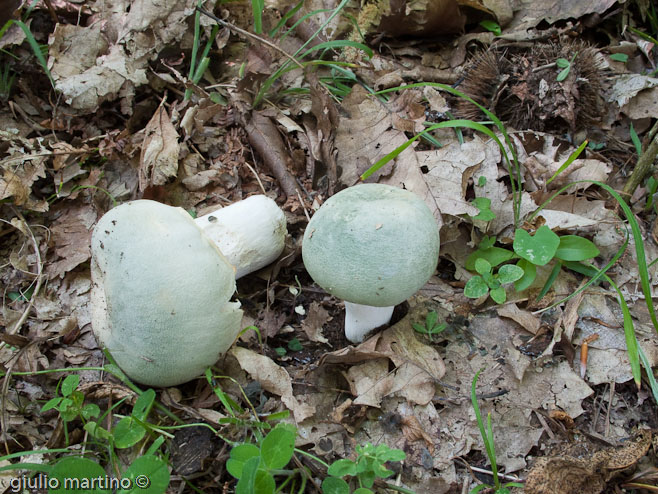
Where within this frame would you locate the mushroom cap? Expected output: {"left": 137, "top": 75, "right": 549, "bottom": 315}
{"left": 90, "top": 200, "right": 242, "bottom": 387}
{"left": 302, "top": 184, "right": 440, "bottom": 307}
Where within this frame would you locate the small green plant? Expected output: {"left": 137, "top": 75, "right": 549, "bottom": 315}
{"left": 464, "top": 258, "right": 524, "bottom": 304}
{"left": 465, "top": 226, "right": 600, "bottom": 300}
{"left": 227, "top": 423, "right": 299, "bottom": 494}
{"left": 23, "top": 368, "right": 169, "bottom": 493}
{"left": 0, "top": 18, "right": 54, "bottom": 87}
{"left": 41, "top": 375, "right": 100, "bottom": 445}
{"left": 469, "top": 369, "right": 524, "bottom": 494}
{"left": 470, "top": 197, "right": 496, "bottom": 222}
{"left": 555, "top": 52, "right": 577, "bottom": 82}
{"left": 479, "top": 20, "right": 501, "bottom": 36}
{"left": 412, "top": 311, "right": 447, "bottom": 341}
{"left": 322, "top": 443, "right": 406, "bottom": 494}
{"left": 0, "top": 62, "right": 16, "bottom": 100}
{"left": 186, "top": 1, "right": 220, "bottom": 101}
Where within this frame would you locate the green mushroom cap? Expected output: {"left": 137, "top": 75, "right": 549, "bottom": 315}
{"left": 302, "top": 184, "right": 440, "bottom": 307}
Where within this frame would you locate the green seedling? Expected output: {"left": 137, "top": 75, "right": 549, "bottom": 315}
{"left": 412, "top": 311, "right": 447, "bottom": 341}
{"left": 469, "top": 368, "right": 524, "bottom": 493}
{"left": 630, "top": 122, "right": 642, "bottom": 156}
{"left": 464, "top": 258, "right": 524, "bottom": 304}
{"left": 466, "top": 226, "right": 600, "bottom": 298}
{"left": 322, "top": 443, "right": 406, "bottom": 494}
{"left": 227, "top": 423, "right": 299, "bottom": 494}
{"left": 186, "top": 1, "right": 220, "bottom": 101}
{"left": 35, "top": 369, "right": 170, "bottom": 493}
{"left": 470, "top": 197, "right": 496, "bottom": 222}
{"left": 0, "top": 63, "right": 16, "bottom": 100}
{"left": 287, "top": 338, "right": 303, "bottom": 352}
{"left": 41, "top": 375, "right": 100, "bottom": 445}
{"left": 0, "top": 19, "right": 54, "bottom": 87}
{"left": 556, "top": 52, "right": 577, "bottom": 82}
{"left": 479, "top": 20, "right": 501, "bottom": 36}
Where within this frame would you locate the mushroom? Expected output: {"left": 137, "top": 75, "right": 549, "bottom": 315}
{"left": 194, "top": 195, "right": 287, "bottom": 279}
{"left": 302, "top": 184, "right": 440, "bottom": 343}
{"left": 90, "top": 196, "right": 287, "bottom": 386}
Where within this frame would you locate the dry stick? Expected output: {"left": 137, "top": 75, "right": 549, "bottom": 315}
{"left": 5, "top": 209, "right": 45, "bottom": 338}
{"left": 196, "top": 7, "right": 303, "bottom": 70}
{"left": 622, "top": 121, "right": 658, "bottom": 199}
{"left": 246, "top": 112, "right": 301, "bottom": 199}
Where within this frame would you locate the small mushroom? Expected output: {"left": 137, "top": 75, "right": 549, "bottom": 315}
{"left": 302, "top": 184, "right": 440, "bottom": 343}
{"left": 90, "top": 196, "right": 286, "bottom": 387}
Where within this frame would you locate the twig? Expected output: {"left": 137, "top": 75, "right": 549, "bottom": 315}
{"left": 196, "top": 7, "right": 303, "bottom": 70}
{"left": 244, "top": 161, "right": 267, "bottom": 195}
{"left": 4, "top": 209, "right": 45, "bottom": 338}
{"left": 246, "top": 111, "right": 301, "bottom": 199}
{"left": 622, "top": 120, "right": 658, "bottom": 199}
{"left": 467, "top": 465, "right": 523, "bottom": 483}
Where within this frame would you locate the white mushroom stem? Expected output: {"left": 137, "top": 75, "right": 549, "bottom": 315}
{"left": 194, "top": 195, "right": 287, "bottom": 279}
{"left": 344, "top": 301, "right": 395, "bottom": 343}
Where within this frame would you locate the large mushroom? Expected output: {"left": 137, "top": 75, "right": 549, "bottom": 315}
{"left": 302, "top": 184, "right": 440, "bottom": 343}
{"left": 91, "top": 196, "right": 286, "bottom": 387}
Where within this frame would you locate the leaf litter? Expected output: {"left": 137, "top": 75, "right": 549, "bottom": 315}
{"left": 1, "top": 0, "right": 657, "bottom": 492}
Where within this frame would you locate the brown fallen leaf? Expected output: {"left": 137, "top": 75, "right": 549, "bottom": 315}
{"left": 301, "top": 301, "right": 331, "bottom": 344}
{"left": 320, "top": 303, "right": 445, "bottom": 407}
{"left": 139, "top": 105, "right": 180, "bottom": 191}
{"left": 230, "top": 346, "right": 315, "bottom": 422}
{"left": 46, "top": 202, "right": 98, "bottom": 279}
{"left": 401, "top": 414, "right": 435, "bottom": 454}
{"left": 525, "top": 429, "right": 654, "bottom": 494}
{"left": 497, "top": 303, "right": 541, "bottom": 335}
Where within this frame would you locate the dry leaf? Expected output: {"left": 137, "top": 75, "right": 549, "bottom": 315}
{"left": 525, "top": 430, "right": 653, "bottom": 494}
{"left": 139, "top": 106, "right": 180, "bottom": 191}
{"left": 230, "top": 347, "right": 315, "bottom": 422}
{"left": 301, "top": 302, "right": 331, "bottom": 344}
{"left": 46, "top": 203, "right": 98, "bottom": 279}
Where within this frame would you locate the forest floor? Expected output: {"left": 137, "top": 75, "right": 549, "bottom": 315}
{"left": 1, "top": 0, "right": 658, "bottom": 493}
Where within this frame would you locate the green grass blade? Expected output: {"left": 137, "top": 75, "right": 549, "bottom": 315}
{"left": 545, "top": 139, "right": 587, "bottom": 186}
{"left": 537, "top": 262, "right": 562, "bottom": 300}
{"left": 361, "top": 119, "right": 511, "bottom": 182}
{"left": 471, "top": 368, "right": 500, "bottom": 488}
{"left": 277, "top": 8, "right": 332, "bottom": 41}
{"left": 630, "top": 123, "right": 642, "bottom": 156}
{"left": 299, "top": 40, "right": 373, "bottom": 59}
{"left": 365, "top": 82, "right": 521, "bottom": 224}
{"left": 628, "top": 26, "right": 658, "bottom": 46}
{"left": 254, "top": 0, "right": 351, "bottom": 107}
{"left": 604, "top": 274, "right": 641, "bottom": 389}
{"left": 11, "top": 20, "right": 53, "bottom": 87}
{"left": 638, "top": 344, "right": 658, "bottom": 403}
{"left": 269, "top": 1, "right": 305, "bottom": 37}
{"left": 252, "top": 0, "right": 264, "bottom": 34}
